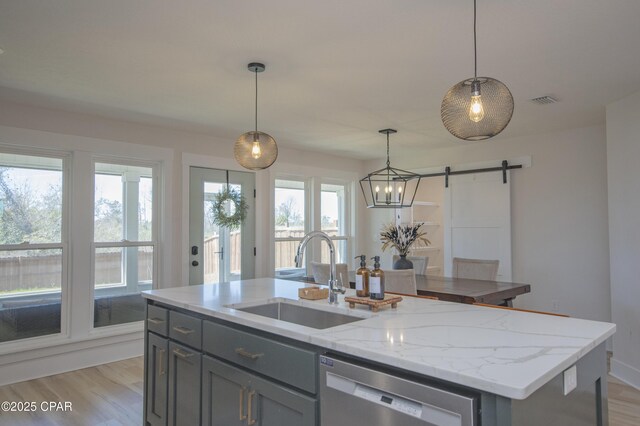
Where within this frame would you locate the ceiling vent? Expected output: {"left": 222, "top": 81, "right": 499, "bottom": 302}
{"left": 530, "top": 95, "right": 558, "bottom": 105}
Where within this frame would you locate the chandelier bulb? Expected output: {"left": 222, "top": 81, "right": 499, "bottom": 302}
{"left": 251, "top": 140, "right": 262, "bottom": 159}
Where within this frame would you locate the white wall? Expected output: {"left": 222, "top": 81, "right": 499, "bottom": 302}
{"left": 362, "top": 125, "right": 611, "bottom": 322}
{"left": 606, "top": 90, "right": 640, "bottom": 389}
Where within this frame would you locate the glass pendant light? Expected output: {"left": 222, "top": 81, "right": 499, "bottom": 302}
{"left": 441, "top": 0, "right": 514, "bottom": 141}
{"left": 359, "top": 129, "right": 421, "bottom": 208}
{"left": 234, "top": 62, "right": 278, "bottom": 170}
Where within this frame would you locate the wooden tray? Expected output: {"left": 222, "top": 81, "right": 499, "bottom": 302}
{"left": 344, "top": 295, "right": 403, "bottom": 312}
{"left": 298, "top": 286, "right": 329, "bottom": 300}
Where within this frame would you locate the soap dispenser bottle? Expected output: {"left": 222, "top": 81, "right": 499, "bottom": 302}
{"left": 369, "top": 256, "right": 385, "bottom": 300}
{"left": 354, "top": 255, "right": 370, "bottom": 297}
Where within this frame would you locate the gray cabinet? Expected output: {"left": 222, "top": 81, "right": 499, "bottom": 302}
{"left": 202, "top": 355, "right": 316, "bottom": 426}
{"left": 167, "top": 341, "right": 202, "bottom": 426}
{"left": 145, "top": 303, "right": 203, "bottom": 426}
{"left": 146, "top": 332, "right": 169, "bottom": 426}
{"left": 145, "top": 302, "right": 318, "bottom": 425}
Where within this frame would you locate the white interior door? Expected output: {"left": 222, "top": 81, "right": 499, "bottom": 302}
{"left": 189, "top": 167, "right": 255, "bottom": 285}
{"left": 443, "top": 171, "right": 512, "bottom": 280}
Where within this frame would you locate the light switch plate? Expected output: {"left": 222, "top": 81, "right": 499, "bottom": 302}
{"left": 563, "top": 365, "right": 577, "bottom": 395}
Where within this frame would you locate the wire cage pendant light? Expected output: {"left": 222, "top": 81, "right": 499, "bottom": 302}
{"left": 441, "top": 0, "right": 514, "bottom": 141}
{"left": 359, "top": 129, "right": 421, "bottom": 208}
{"left": 234, "top": 62, "right": 278, "bottom": 170}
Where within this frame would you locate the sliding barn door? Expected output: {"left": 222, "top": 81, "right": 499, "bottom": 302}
{"left": 443, "top": 171, "right": 512, "bottom": 281}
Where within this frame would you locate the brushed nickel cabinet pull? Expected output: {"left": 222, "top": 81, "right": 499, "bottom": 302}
{"left": 147, "top": 317, "right": 165, "bottom": 325}
{"left": 239, "top": 387, "right": 247, "bottom": 421}
{"left": 235, "top": 347, "right": 264, "bottom": 360}
{"left": 247, "top": 390, "right": 256, "bottom": 425}
{"left": 172, "top": 348, "right": 194, "bottom": 359}
{"left": 172, "top": 325, "right": 195, "bottom": 335}
{"left": 157, "top": 348, "right": 166, "bottom": 376}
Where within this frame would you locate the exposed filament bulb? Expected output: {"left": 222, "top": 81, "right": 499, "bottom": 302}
{"left": 251, "top": 140, "right": 262, "bottom": 159}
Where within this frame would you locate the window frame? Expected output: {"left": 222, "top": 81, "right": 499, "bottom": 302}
{"left": 0, "top": 146, "right": 71, "bottom": 341}
{"left": 91, "top": 157, "right": 159, "bottom": 328}
{"left": 320, "top": 180, "right": 350, "bottom": 264}
{"left": 273, "top": 177, "right": 310, "bottom": 275}
{"left": 272, "top": 174, "right": 353, "bottom": 276}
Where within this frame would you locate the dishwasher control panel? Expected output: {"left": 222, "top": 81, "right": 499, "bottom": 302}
{"left": 353, "top": 383, "right": 423, "bottom": 418}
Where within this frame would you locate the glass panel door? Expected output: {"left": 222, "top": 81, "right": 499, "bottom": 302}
{"left": 189, "top": 167, "right": 255, "bottom": 285}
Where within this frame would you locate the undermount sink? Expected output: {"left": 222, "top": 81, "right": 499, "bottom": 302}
{"left": 232, "top": 300, "right": 366, "bottom": 329}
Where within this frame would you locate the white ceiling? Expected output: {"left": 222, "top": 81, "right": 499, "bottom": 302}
{"left": 1, "top": 0, "right": 639, "bottom": 160}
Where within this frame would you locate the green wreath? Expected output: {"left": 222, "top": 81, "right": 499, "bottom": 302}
{"left": 211, "top": 186, "right": 248, "bottom": 230}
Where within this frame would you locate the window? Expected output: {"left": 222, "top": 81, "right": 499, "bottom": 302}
{"left": 321, "top": 183, "right": 348, "bottom": 263}
{"left": 274, "top": 179, "right": 306, "bottom": 277}
{"left": 93, "top": 162, "right": 154, "bottom": 328}
{"left": 0, "top": 152, "right": 66, "bottom": 343}
{"left": 273, "top": 178, "right": 351, "bottom": 278}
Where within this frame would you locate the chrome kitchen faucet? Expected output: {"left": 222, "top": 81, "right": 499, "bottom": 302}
{"left": 295, "top": 231, "right": 346, "bottom": 304}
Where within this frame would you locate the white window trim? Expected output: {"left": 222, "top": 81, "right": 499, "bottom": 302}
{"left": 272, "top": 174, "right": 355, "bottom": 275}
{"left": 90, "top": 157, "right": 160, "bottom": 332}
{"left": 0, "top": 146, "right": 71, "bottom": 352}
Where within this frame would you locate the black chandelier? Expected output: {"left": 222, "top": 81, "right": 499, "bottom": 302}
{"left": 359, "top": 129, "right": 421, "bottom": 208}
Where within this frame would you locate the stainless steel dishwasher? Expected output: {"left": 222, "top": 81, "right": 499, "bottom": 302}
{"left": 319, "top": 355, "right": 479, "bottom": 426}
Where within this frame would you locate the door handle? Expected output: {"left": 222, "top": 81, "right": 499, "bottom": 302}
{"left": 191, "top": 260, "right": 199, "bottom": 267}
{"left": 172, "top": 326, "right": 195, "bottom": 335}
{"left": 214, "top": 246, "right": 224, "bottom": 260}
{"left": 157, "top": 348, "right": 165, "bottom": 376}
{"left": 235, "top": 347, "right": 264, "bottom": 360}
{"left": 172, "top": 347, "right": 194, "bottom": 360}
{"left": 191, "top": 245, "right": 198, "bottom": 255}
{"left": 147, "top": 317, "right": 165, "bottom": 325}
{"left": 239, "top": 387, "right": 247, "bottom": 421}
{"left": 247, "top": 390, "right": 256, "bottom": 425}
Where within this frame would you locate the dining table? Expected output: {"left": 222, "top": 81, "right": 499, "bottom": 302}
{"left": 348, "top": 272, "right": 531, "bottom": 306}
{"left": 413, "top": 274, "right": 530, "bottom": 306}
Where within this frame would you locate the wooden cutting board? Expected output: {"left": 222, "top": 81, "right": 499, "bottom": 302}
{"left": 344, "top": 295, "right": 402, "bottom": 312}
{"left": 298, "top": 286, "right": 329, "bottom": 300}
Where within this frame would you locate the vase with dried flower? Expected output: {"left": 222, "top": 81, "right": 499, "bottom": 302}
{"left": 380, "top": 223, "right": 430, "bottom": 270}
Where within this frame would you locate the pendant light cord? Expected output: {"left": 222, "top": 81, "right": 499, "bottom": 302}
{"left": 254, "top": 69, "right": 258, "bottom": 133}
{"left": 386, "top": 133, "right": 391, "bottom": 167}
{"left": 473, "top": 0, "right": 477, "bottom": 80}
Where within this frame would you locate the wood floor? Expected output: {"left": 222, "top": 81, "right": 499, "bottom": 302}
{"left": 0, "top": 357, "right": 143, "bottom": 426}
{"left": 0, "top": 357, "right": 638, "bottom": 425}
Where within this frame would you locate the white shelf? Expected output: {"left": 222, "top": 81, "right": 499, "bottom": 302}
{"left": 413, "top": 201, "right": 439, "bottom": 207}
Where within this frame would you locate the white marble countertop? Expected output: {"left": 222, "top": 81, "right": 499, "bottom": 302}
{"left": 142, "top": 278, "right": 615, "bottom": 400}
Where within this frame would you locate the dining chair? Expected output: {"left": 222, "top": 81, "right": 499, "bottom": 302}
{"left": 452, "top": 257, "right": 499, "bottom": 281}
{"left": 392, "top": 255, "right": 429, "bottom": 275}
{"left": 310, "top": 261, "right": 349, "bottom": 288}
{"left": 383, "top": 269, "right": 417, "bottom": 295}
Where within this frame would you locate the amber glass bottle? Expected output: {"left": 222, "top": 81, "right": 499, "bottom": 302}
{"left": 354, "top": 255, "right": 370, "bottom": 297}
{"left": 369, "top": 256, "right": 385, "bottom": 300}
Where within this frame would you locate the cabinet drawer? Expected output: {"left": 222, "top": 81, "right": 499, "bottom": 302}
{"left": 147, "top": 304, "right": 169, "bottom": 336}
{"left": 169, "top": 311, "right": 202, "bottom": 349}
{"left": 203, "top": 321, "right": 317, "bottom": 394}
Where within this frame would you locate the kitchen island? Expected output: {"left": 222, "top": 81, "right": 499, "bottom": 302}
{"left": 142, "top": 278, "right": 615, "bottom": 425}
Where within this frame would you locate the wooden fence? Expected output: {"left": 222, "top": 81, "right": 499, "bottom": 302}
{"left": 0, "top": 251, "right": 153, "bottom": 294}
{"left": 1, "top": 229, "right": 340, "bottom": 292}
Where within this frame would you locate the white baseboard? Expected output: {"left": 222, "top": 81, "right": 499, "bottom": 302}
{"left": 610, "top": 357, "right": 640, "bottom": 391}
{"left": 0, "top": 333, "right": 143, "bottom": 386}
